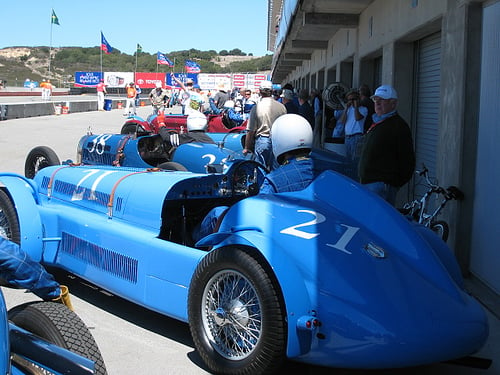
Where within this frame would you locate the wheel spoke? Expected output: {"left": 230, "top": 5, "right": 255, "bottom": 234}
{"left": 202, "top": 269, "right": 262, "bottom": 360}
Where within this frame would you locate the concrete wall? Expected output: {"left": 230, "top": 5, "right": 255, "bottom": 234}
{"left": 278, "top": 0, "right": 497, "bottom": 275}
{"left": 1, "top": 98, "right": 140, "bottom": 120}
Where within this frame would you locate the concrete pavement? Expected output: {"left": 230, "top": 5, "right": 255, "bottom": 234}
{"left": 0, "top": 101, "right": 498, "bottom": 374}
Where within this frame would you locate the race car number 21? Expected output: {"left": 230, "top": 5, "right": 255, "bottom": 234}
{"left": 280, "top": 209, "right": 359, "bottom": 255}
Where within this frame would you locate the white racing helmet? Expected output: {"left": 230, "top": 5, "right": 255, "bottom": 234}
{"left": 271, "top": 114, "right": 313, "bottom": 162}
{"left": 186, "top": 111, "right": 208, "bottom": 131}
{"left": 223, "top": 100, "right": 235, "bottom": 108}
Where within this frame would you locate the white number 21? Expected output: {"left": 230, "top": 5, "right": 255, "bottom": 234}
{"left": 280, "top": 209, "right": 359, "bottom": 255}
{"left": 280, "top": 210, "right": 325, "bottom": 239}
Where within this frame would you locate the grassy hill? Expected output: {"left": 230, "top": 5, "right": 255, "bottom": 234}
{"left": 0, "top": 46, "right": 272, "bottom": 88}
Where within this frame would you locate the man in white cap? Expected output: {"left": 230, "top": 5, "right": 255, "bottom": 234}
{"left": 358, "top": 84, "right": 415, "bottom": 205}
{"left": 149, "top": 81, "right": 169, "bottom": 114}
{"left": 243, "top": 80, "right": 286, "bottom": 170}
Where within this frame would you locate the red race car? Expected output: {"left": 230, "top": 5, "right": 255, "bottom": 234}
{"left": 121, "top": 112, "right": 246, "bottom": 136}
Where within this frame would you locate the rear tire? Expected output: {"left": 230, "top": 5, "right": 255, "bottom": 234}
{"left": 431, "top": 220, "right": 449, "bottom": 242}
{"left": 158, "top": 161, "right": 188, "bottom": 171}
{"left": 25, "top": 146, "right": 60, "bottom": 179}
{"left": 120, "top": 121, "right": 150, "bottom": 136}
{"left": 9, "top": 301, "right": 107, "bottom": 374}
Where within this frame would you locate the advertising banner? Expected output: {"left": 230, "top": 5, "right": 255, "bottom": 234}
{"left": 104, "top": 72, "right": 134, "bottom": 88}
{"left": 135, "top": 72, "right": 167, "bottom": 89}
{"left": 74, "top": 72, "right": 103, "bottom": 87}
{"left": 237, "top": 74, "right": 268, "bottom": 91}
{"left": 167, "top": 73, "right": 198, "bottom": 88}
{"left": 198, "top": 74, "right": 232, "bottom": 91}
{"left": 73, "top": 72, "right": 271, "bottom": 91}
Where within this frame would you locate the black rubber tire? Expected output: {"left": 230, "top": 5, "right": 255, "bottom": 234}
{"left": 0, "top": 189, "right": 20, "bottom": 244}
{"left": 120, "top": 121, "right": 149, "bottom": 136}
{"left": 431, "top": 220, "right": 449, "bottom": 242}
{"left": 25, "top": 146, "right": 60, "bottom": 179}
{"left": 322, "top": 82, "right": 349, "bottom": 110}
{"left": 188, "top": 247, "right": 286, "bottom": 375}
{"left": 158, "top": 161, "right": 188, "bottom": 171}
{"left": 8, "top": 301, "right": 107, "bottom": 375}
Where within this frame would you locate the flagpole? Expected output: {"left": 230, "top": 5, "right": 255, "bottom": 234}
{"left": 48, "top": 11, "right": 53, "bottom": 77}
{"left": 156, "top": 59, "right": 159, "bottom": 80}
{"left": 135, "top": 47, "right": 138, "bottom": 80}
{"left": 100, "top": 32, "right": 103, "bottom": 77}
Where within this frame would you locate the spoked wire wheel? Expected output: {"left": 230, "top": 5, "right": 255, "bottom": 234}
{"left": 24, "top": 146, "right": 60, "bottom": 179}
{"left": 202, "top": 269, "right": 262, "bottom": 360}
{"left": 188, "top": 247, "right": 286, "bottom": 374}
{"left": 0, "top": 189, "right": 20, "bottom": 243}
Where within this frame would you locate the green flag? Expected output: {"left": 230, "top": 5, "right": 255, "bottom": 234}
{"left": 137, "top": 43, "right": 143, "bottom": 53}
{"left": 51, "top": 9, "right": 60, "bottom": 25}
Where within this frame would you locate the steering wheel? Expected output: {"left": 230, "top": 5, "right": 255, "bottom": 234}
{"left": 230, "top": 160, "right": 267, "bottom": 196}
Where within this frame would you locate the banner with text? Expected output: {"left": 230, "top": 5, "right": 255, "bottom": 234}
{"left": 74, "top": 72, "right": 103, "bottom": 87}
{"left": 135, "top": 72, "right": 167, "bottom": 88}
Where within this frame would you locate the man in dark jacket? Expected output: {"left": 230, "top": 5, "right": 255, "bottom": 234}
{"left": 358, "top": 85, "right": 415, "bottom": 205}
{"left": 297, "top": 89, "right": 315, "bottom": 128}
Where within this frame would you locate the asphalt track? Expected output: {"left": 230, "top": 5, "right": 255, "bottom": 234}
{"left": 0, "top": 102, "right": 498, "bottom": 374}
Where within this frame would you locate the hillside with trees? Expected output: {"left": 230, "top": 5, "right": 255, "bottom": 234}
{"left": 0, "top": 46, "right": 272, "bottom": 87}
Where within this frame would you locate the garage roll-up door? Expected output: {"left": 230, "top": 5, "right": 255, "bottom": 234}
{"left": 414, "top": 32, "right": 442, "bottom": 197}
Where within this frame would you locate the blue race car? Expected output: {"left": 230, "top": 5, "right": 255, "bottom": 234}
{"left": 0, "top": 290, "right": 106, "bottom": 374}
{"left": 25, "top": 131, "right": 349, "bottom": 178}
{"left": 24, "top": 132, "right": 242, "bottom": 178}
{"left": 0, "top": 160, "right": 488, "bottom": 374}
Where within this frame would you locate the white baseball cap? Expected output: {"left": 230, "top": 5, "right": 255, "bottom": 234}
{"left": 259, "top": 80, "right": 273, "bottom": 90}
{"left": 371, "top": 85, "right": 398, "bottom": 100}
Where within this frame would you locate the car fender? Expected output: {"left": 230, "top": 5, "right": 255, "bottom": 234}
{"left": 197, "top": 229, "right": 314, "bottom": 358}
{"left": 413, "top": 223, "right": 464, "bottom": 288}
{"left": 0, "top": 293, "right": 9, "bottom": 374}
{"left": 0, "top": 175, "right": 43, "bottom": 260}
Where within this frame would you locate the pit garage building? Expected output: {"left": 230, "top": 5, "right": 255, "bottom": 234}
{"left": 267, "top": 0, "right": 500, "bottom": 308}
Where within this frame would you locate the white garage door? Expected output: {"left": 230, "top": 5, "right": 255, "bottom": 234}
{"left": 413, "top": 32, "right": 442, "bottom": 198}
{"left": 470, "top": 1, "right": 500, "bottom": 294}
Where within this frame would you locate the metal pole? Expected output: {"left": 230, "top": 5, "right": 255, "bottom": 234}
{"left": 48, "top": 16, "right": 53, "bottom": 77}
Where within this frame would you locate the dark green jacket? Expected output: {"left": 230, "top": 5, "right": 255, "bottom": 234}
{"left": 358, "top": 113, "right": 415, "bottom": 187}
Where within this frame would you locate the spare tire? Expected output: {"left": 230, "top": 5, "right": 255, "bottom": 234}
{"left": 322, "top": 82, "right": 349, "bottom": 110}
{"left": 9, "top": 301, "right": 107, "bottom": 374}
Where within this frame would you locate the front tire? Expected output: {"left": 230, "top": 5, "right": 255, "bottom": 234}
{"left": 188, "top": 247, "right": 286, "bottom": 375}
{"left": 25, "top": 146, "right": 60, "bottom": 178}
{"left": 9, "top": 301, "right": 107, "bottom": 375}
{"left": 0, "top": 189, "right": 20, "bottom": 243}
{"left": 431, "top": 220, "right": 449, "bottom": 242}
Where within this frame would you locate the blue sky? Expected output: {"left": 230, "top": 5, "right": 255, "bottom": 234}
{"left": 1, "top": 0, "right": 271, "bottom": 56}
